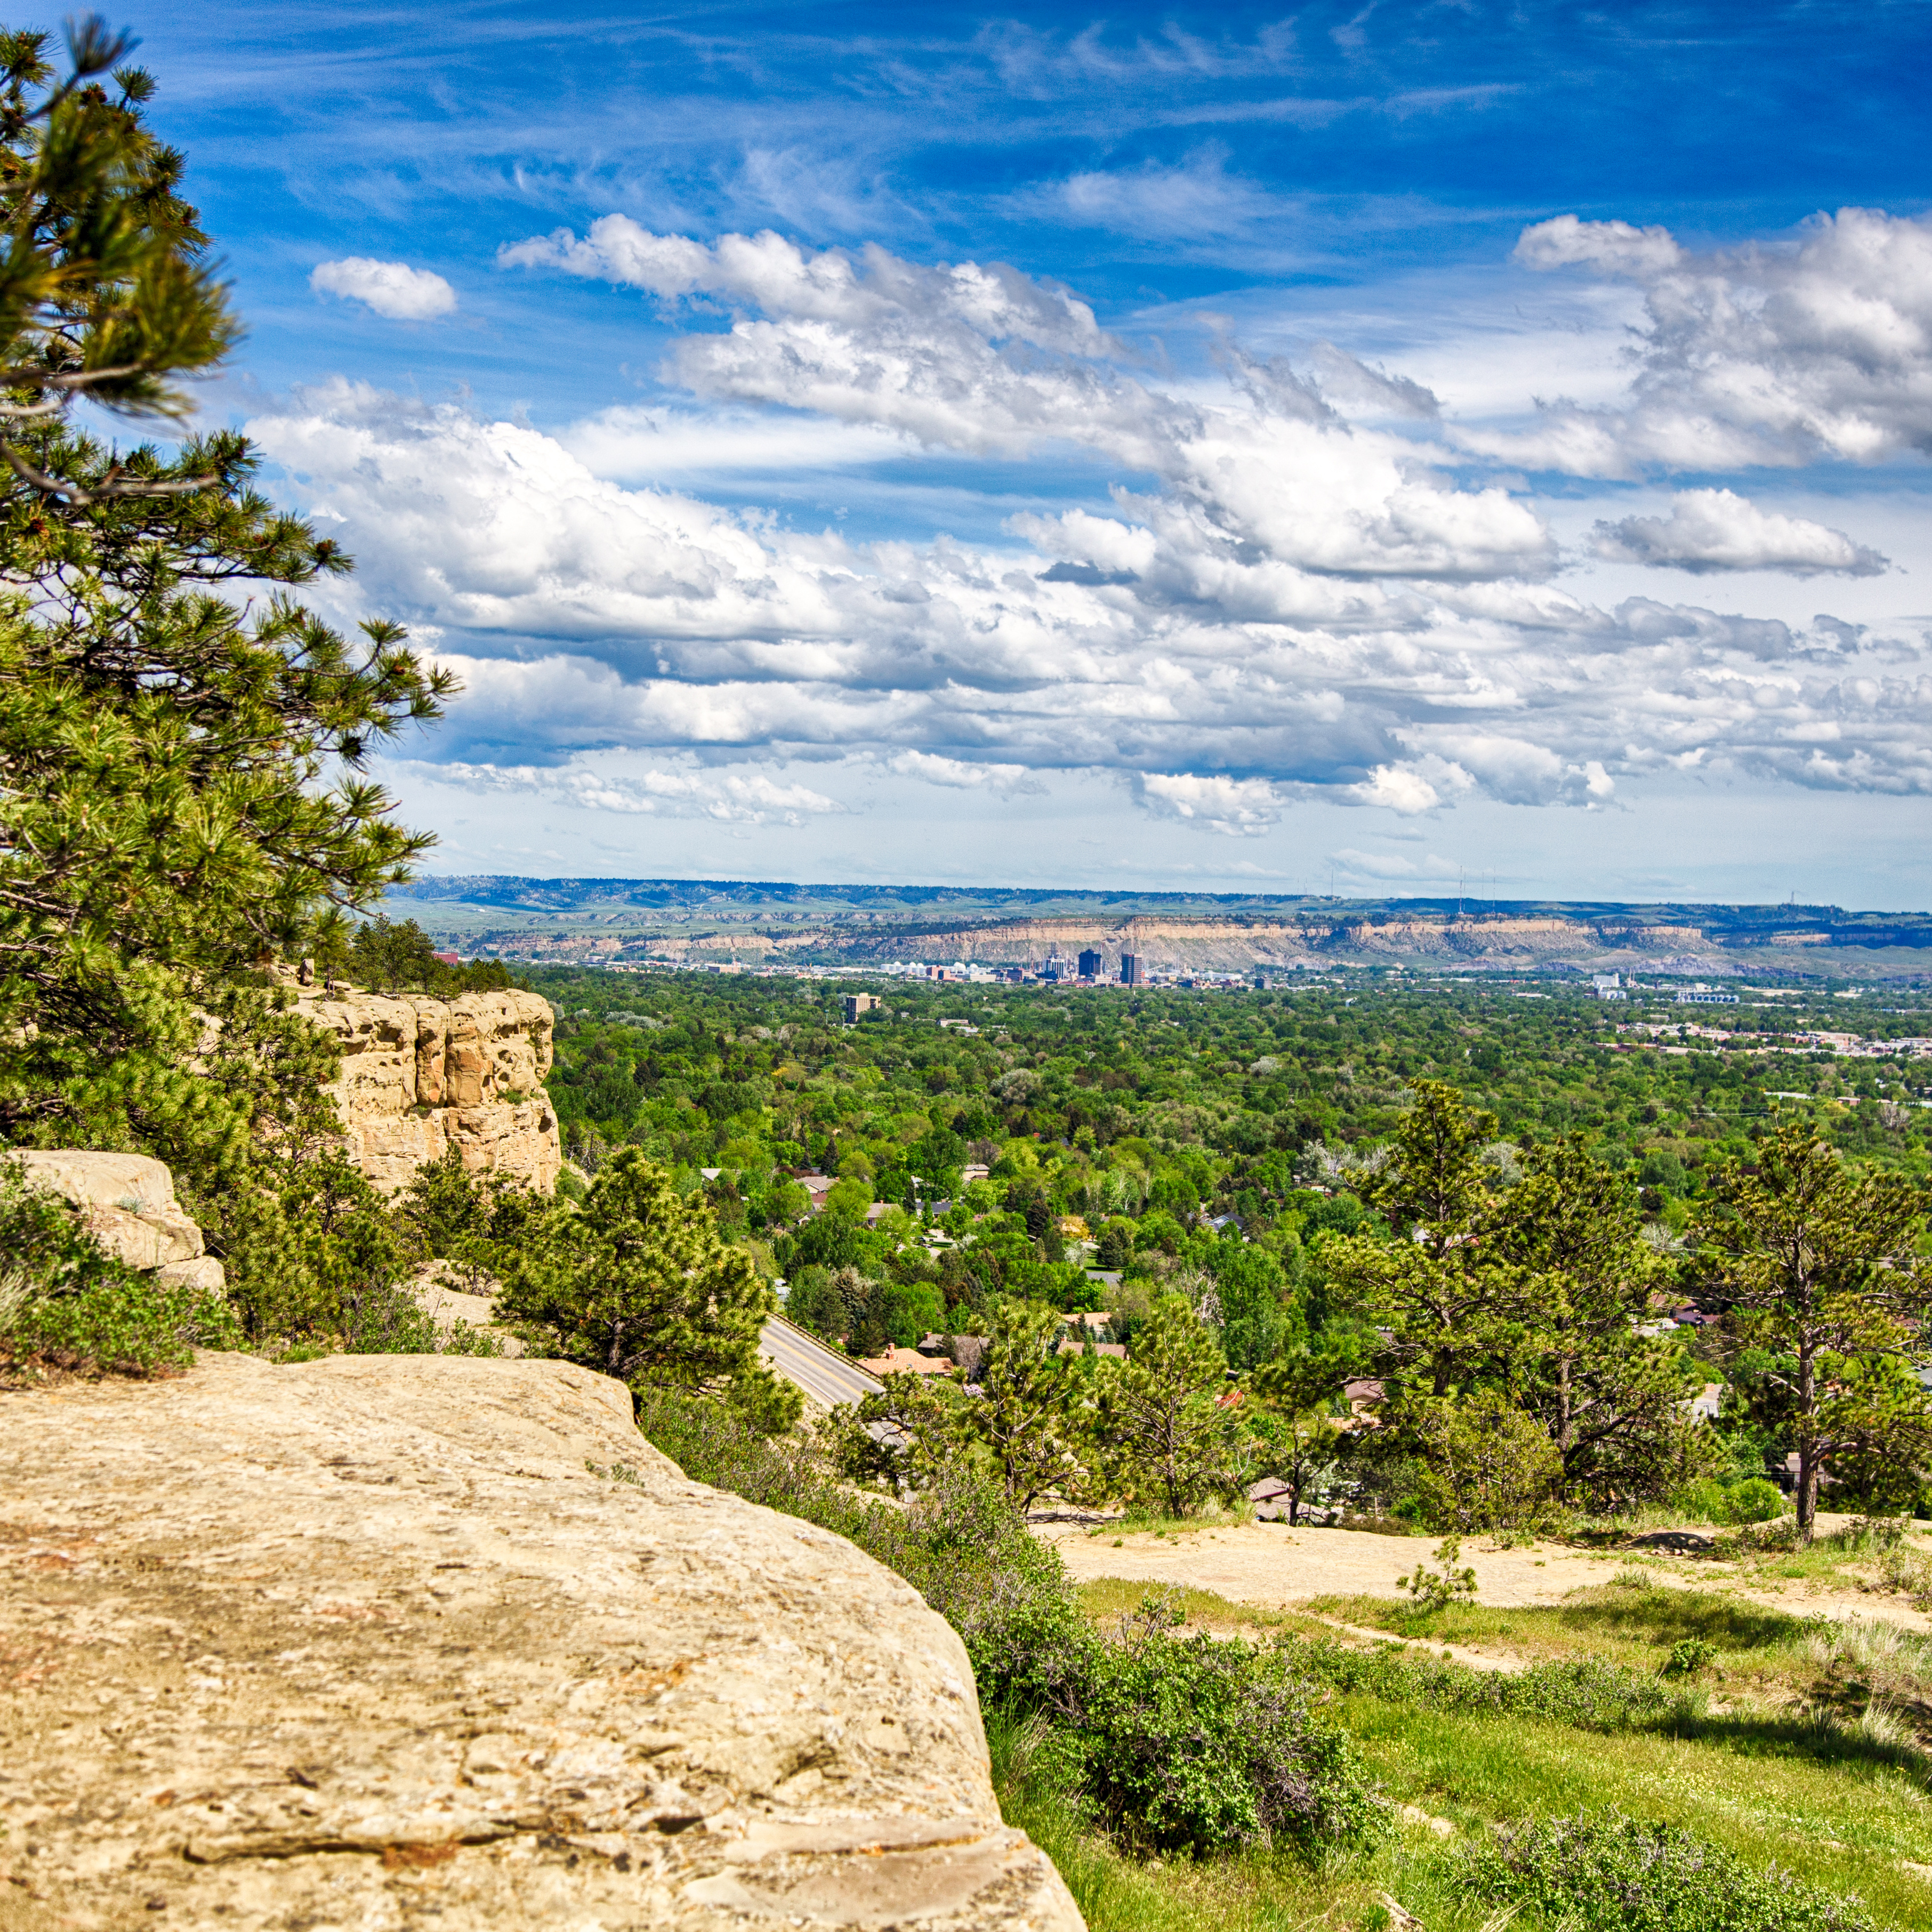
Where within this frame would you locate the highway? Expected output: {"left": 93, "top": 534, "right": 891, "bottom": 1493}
{"left": 759, "top": 1315, "right": 883, "bottom": 1408}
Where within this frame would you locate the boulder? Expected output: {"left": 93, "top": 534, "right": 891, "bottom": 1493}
{"left": 297, "top": 987, "right": 562, "bottom": 1194}
{"left": 5, "top": 1148, "right": 219, "bottom": 1288}
{"left": 0, "top": 1352, "right": 1083, "bottom": 1931}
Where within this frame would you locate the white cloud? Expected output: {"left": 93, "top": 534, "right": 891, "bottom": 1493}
{"left": 393, "top": 756, "right": 842, "bottom": 826}
{"left": 1332, "top": 846, "right": 1464, "bottom": 881}
{"left": 887, "top": 751, "right": 1045, "bottom": 795}
{"left": 254, "top": 194, "right": 1932, "bottom": 836}
{"left": 1131, "top": 772, "right": 1290, "bottom": 835}
{"left": 504, "top": 220, "right": 1551, "bottom": 579}
{"left": 1043, "top": 149, "right": 1281, "bottom": 239}
{"left": 1590, "top": 488, "right": 1888, "bottom": 576}
{"left": 1471, "top": 208, "right": 1932, "bottom": 475}
{"left": 310, "top": 257, "right": 456, "bottom": 321}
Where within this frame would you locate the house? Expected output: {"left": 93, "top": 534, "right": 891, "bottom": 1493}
{"left": 856, "top": 1343, "right": 957, "bottom": 1376}
{"left": 961, "top": 1164, "right": 991, "bottom": 1185}
{"left": 792, "top": 1172, "right": 836, "bottom": 1212}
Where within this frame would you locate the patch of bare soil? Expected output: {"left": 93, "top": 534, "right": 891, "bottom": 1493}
{"left": 1034, "top": 1517, "right": 1932, "bottom": 1635}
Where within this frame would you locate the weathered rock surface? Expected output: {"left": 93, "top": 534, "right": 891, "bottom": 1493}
{"left": 0, "top": 1353, "right": 1082, "bottom": 1931}
{"left": 5, "top": 1149, "right": 222, "bottom": 1291}
{"left": 297, "top": 988, "right": 561, "bottom": 1194}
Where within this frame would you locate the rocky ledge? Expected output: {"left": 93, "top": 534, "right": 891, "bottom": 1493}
{"left": 297, "top": 988, "right": 561, "bottom": 1195}
{"left": 0, "top": 1353, "right": 1080, "bottom": 1931}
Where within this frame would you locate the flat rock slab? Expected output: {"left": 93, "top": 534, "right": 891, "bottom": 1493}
{"left": 1, "top": 1353, "right": 1080, "bottom": 1931}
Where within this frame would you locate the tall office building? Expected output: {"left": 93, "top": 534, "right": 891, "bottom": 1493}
{"left": 1077, "top": 948, "right": 1102, "bottom": 978}
{"left": 1119, "top": 953, "right": 1142, "bottom": 986}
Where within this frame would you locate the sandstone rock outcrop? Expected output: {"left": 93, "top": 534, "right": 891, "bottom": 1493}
{"left": 297, "top": 987, "right": 561, "bottom": 1194}
{"left": 0, "top": 1352, "right": 1083, "bottom": 1931}
{"left": 5, "top": 1148, "right": 223, "bottom": 1292}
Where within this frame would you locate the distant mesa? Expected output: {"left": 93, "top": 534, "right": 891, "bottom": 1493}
{"left": 383, "top": 879, "right": 1932, "bottom": 978}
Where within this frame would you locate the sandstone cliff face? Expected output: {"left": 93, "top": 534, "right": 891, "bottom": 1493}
{"left": 0, "top": 1352, "right": 1081, "bottom": 1932}
{"left": 297, "top": 987, "right": 561, "bottom": 1194}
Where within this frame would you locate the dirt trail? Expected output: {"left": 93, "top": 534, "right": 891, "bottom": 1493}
{"left": 1035, "top": 1517, "right": 1932, "bottom": 1636}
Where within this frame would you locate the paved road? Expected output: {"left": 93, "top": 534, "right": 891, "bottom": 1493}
{"left": 759, "top": 1315, "right": 883, "bottom": 1408}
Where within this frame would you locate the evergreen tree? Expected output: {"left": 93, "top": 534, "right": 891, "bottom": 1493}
{"left": 1497, "top": 1138, "right": 1714, "bottom": 1507}
{"left": 1097, "top": 1293, "right": 1244, "bottom": 1518}
{"left": 1695, "top": 1123, "right": 1932, "bottom": 1538}
{"left": 970, "top": 1296, "right": 1093, "bottom": 1511}
{"left": 0, "top": 20, "right": 450, "bottom": 1214}
{"left": 497, "top": 1149, "right": 799, "bottom": 1431}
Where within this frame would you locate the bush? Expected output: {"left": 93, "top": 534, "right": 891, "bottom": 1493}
{"left": 1671, "top": 1474, "right": 1786, "bottom": 1526}
{"left": 1455, "top": 1811, "right": 1874, "bottom": 1932}
{"left": 1060, "top": 1601, "right": 1389, "bottom": 1860}
{"left": 1662, "top": 1637, "right": 1718, "bottom": 1678}
{"left": 1726, "top": 1476, "right": 1785, "bottom": 1523}
{"left": 0, "top": 1164, "right": 237, "bottom": 1378}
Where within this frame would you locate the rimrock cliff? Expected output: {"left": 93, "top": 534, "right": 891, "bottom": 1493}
{"left": 1, "top": 1353, "right": 1081, "bottom": 1930}
{"left": 296, "top": 988, "right": 561, "bottom": 1195}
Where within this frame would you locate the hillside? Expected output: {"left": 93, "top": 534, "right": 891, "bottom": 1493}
{"left": 389, "top": 878, "right": 1932, "bottom": 979}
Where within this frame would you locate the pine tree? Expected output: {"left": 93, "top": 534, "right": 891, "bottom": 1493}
{"left": 1696, "top": 1123, "right": 1932, "bottom": 1539}
{"left": 497, "top": 1150, "right": 799, "bottom": 1430}
{"left": 0, "top": 21, "right": 452, "bottom": 1204}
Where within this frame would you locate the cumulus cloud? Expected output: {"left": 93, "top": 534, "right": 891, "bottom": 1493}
{"left": 1131, "top": 773, "right": 1290, "bottom": 835}
{"left": 504, "top": 221, "right": 1551, "bottom": 579}
{"left": 248, "top": 379, "right": 1932, "bottom": 814}
{"left": 310, "top": 257, "right": 456, "bottom": 320}
{"left": 254, "top": 199, "right": 1932, "bottom": 836}
{"left": 392, "top": 756, "right": 842, "bottom": 826}
{"left": 1590, "top": 488, "right": 1888, "bottom": 576}
{"left": 1471, "top": 208, "right": 1932, "bottom": 475}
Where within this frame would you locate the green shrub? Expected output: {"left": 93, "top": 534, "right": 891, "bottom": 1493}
{"left": 1726, "top": 1476, "right": 1785, "bottom": 1523}
{"left": 1670, "top": 1477, "right": 1732, "bottom": 1524}
{"left": 1671, "top": 1475, "right": 1786, "bottom": 1527}
{"left": 1061, "top": 1602, "right": 1389, "bottom": 1860}
{"left": 0, "top": 1164, "right": 237, "bottom": 1377}
{"left": 1662, "top": 1637, "right": 1718, "bottom": 1677}
{"left": 1455, "top": 1810, "right": 1874, "bottom": 1931}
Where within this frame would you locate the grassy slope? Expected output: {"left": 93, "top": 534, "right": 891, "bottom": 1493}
{"left": 1016, "top": 1575, "right": 1932, "bottom": 1932}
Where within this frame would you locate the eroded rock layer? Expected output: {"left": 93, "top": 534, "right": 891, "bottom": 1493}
{"left": 0, "top": 1353, "right": 1081, "bottom": 1931}
{"left": 296, "top": 988, "right": 561, "bottom": 1194}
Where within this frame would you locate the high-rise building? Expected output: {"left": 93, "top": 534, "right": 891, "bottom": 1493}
{"left": 1119, "top": 953, "right": 1142, "bottom": 986}
{"left": 842, "top": 993, "right": 880, "bottom": 1023}
{"left": 1078, "top": 948, "right": 1102, "bottom": 978}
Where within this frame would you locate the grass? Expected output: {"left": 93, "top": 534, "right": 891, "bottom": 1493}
{"left": 1306, "top": 1580, "right": 1816, "bottom": 1694}
{"left": 1076, "top": 1577, "right": 1317, "bottom": 1637}
{"left": 1341, "top": 1696, "right": 1932, "bottom": 1930}
{"left": 1093, "top": 1504, "right": 1259, "bottom": 1538}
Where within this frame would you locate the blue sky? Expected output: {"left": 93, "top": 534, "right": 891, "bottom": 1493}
{"left": 130, "top": 1, "right": 1932, "bottom": 903}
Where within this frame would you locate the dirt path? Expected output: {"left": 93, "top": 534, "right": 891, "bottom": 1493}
{"left": 1034, "top": 1518, "right": 1932, "bottom": 1634}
